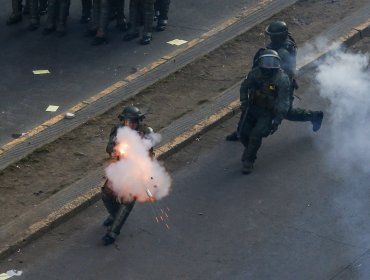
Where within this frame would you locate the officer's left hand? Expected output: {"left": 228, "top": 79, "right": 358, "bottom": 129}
{"left": 270, "top": 120, "right": 279, "bottom": 135}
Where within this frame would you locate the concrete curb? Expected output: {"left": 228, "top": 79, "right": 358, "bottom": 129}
{"left": 0, "top": 13, "right": 369, "bottom": 261}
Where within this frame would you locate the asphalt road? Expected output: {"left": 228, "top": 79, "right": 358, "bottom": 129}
{"left": 1, "top": 65, "right": 370, "bottom": 279}
{"left": 0, "top": 0, "right": 259, "bottom": 145}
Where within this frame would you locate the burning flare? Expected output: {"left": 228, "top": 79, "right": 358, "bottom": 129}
{"left": 105, "top": 127, "right": 172, "bottom": 203}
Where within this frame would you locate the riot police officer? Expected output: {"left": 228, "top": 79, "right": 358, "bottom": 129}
{"left": 6, "top": 0, "right": 41, "bottom": 30}
{"left": 123, "top": 0, "right": 155, "bottom": 45}
{"left": 154, "top": 0, "right": 170, "bottom": 31}
{"left": 85, "top": 0, "right": 111, "bottom": 45}
{"left": 6, "top": 0, "right": 23, "bottom": 25}
{"left": 226, "top": 21, "right": 324, "bottom": 141}
{"left": 239, "top": 50, "right": 290, "bottom": 174}
{"left": 102, "top": 105, "right": 154, "bottom": 245}
{"left": 80, "top": 0, "right": 92, "bottom": 23}
{"left": 43, "top": 0, "right": 70, "bottom": 37}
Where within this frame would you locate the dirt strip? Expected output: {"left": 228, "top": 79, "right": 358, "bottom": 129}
{"left": 0, "top": 0, "right": 368, "bottom": 227}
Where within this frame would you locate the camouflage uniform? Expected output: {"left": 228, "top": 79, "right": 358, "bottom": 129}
{"left": 6, "top": 0, "right": 40, "bottom": 29}
{"left": 86, "top": 0, "right": 111, "bottom": 45}
{"left": 239, "top": 50, "right": 291, "bottom": 174}
{"left": 43, "top": 0, "right": 70, "bottom": 36}
{"left": 154, "top": 0, "right": 170, "bottom": 31}
{"left": 6, "top": 0, "right": 23, "bottom": 25}
{"left": 80, "top": 0, "right": 92, "bottom": 23}
{"left": 123, "top": 0, "right": 155, "bottom": 45}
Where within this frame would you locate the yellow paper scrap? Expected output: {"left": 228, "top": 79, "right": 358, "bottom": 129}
{"left": 33, "top": 70, "right": 50, "bottom": 75}
{"left": 0, "top": 273, "right": 11, "bottom": 280}
{"left": 46, "top": 105, "right": 59, "bottom": 112}
{"left": 167, "top": 39, "right": 188, "bottom": 46}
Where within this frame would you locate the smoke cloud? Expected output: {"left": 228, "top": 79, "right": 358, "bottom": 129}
{"left": 105, "top": 127, "right": 172, "bottom": 202}
{"left": 315, "top": 46, "right": 370, "bottom": 174}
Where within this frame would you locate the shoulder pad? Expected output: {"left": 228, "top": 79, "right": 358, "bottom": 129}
{"left": 144, "top": 126, "right": 154, "bottom": 135}
{"left": 282, "top": 39, "right": 297, "bottom": 53}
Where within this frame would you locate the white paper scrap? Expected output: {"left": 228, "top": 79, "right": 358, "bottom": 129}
{"left": 0, "top": 273, "right": 11, "bottom": 280}
{"left": 167, "top": 39, "right": 188, "bottom": 46}
{"left": 6, "top": 270, "right": 22, "bottom": 277}
{"left": 33, "top": 70, "right": 50, "bottom": 75}
{"left": 46, "top": 105, "right": 59, "bottom": 112}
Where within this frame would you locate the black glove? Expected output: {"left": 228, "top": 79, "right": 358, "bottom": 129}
{"left": 240, "top": 101, "right": 248, "bottom": 112}
{"left": 270, "top": 119, "right": 279, "bottom": 135}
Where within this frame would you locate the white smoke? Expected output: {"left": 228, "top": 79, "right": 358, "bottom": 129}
{"left": 315, "top": 47, "right": 370, "bottom": 174}
{"left": 105, "top": 127, "right": 172, "bottom": 202}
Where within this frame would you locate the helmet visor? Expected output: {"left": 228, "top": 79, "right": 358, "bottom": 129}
{"left": 259, "top": 55, "right": 280, "bottom": 69}
{"left": 123, "top": 119, "right": 139, "bottom": 129}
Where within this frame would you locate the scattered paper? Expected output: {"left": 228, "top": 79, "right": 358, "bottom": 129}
{"left": 46, "top": 105, "right": 59, "bottom": 112}
{"left": 33, "top": 70, "right": 50, "bottom": 75}
{"left": 6, "top": 271, "right": 22, "bottom": 277}
{"left": 167, "top": 39, "right": 188, "bottom": 46}
{"left": 0, "top": 270, "right": 23, "bottom": 280}
{"left": 0, "top": 273, "right": 11, "bottom": 280}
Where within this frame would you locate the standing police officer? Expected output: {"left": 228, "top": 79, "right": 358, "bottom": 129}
{"left": 80, "top": 0, "right": 92, "bottom": 23}
{"left": 123, "top": 0, "right": 155, "bottom": 45}
{"left": 43, "top": 0, "right": 70, "bottom": 37}
{"left": 86, "top": 0, "right": 111, "bottom": 45}
{"left": 102, "top": 105, "right": 154, "bottom": 245}
{"left": 154, "top": 0, "right": 170, "bottom": 31}
{"left": 6, "top": 0, "right": 41, "bottom": 30}
{"left": 239, "top": 50, "right": 290, "bottom": 174}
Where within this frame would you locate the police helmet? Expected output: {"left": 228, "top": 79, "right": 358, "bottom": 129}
{"left": 118, "top": 105, "right": 145, "bottom": 122}
{"left": 258, "top": 49, "right": 281, "bottom": 69}
{"left": 265, "top": 21, "right": 288, "bottom": 37}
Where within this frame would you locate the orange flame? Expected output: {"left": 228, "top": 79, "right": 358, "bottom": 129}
{"left": 115, "top": 143, "right": 129, "bottom": 158}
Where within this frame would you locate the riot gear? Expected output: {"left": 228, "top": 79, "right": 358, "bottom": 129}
{"left": 265, "top": 21, "right": 288, "bottom": 44}
{"left": 258, "top": 49, "right": 281, "bottom": 69}
{"left": 118, "top": 105, "right": 145, "bottom": 122}
{"left": 102, "top": 108, "right": 154, "bottom": 245}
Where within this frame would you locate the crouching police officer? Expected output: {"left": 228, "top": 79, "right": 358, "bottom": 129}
{"left": 239, "top": 50, "right": 290, "bottom": 174}
{"left": 102, "top": 105, "right": 154, "bottom": 245}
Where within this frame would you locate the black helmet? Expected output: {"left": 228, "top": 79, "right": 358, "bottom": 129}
{"left": 265, "top": 21, "right": 288, "bottom": 37}
{"left": 258, "top": 49, "right": 281, "bottom": 69}
{"left": 118, "top": 105, "right": 145, "bottom": 122}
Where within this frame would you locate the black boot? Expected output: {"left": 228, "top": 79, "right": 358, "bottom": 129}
{"left": 156, "top": 19, "right": 167, "bottom": 31}
{"left": 242, "top": 161, "right": 254, "bottom": 175}
{"left": 80, "top": 15, "right": 91, "bottom": 24}
{"left": 6, "top": 14, "right": 22, "bottom": 25}
{"left": 28, "top": 21, "right": 40, "bottom": 30}
{"left": 102, "top": 232, "right": 116, "bottom": 246}
{"left": 91, "top": 36, "right": 108, "bottom": 46}
{"left": 226, "top": 131, "right": 239, "bottom": 141}
{"left": 116, "top": 17, "right": 128, "bottom": 31}
{"left": 311, "top": 111, "right": 324, "bottom": 132}
{"left": 140, "top": 33, "right": 152, "bottom": 45}
{"left": 85, "top": 29, "right": 97, "bottom": 37}
{"left": 42, "top": 26, "right": 55, "bottom": 35}
{"left": 123, "top": 31, "right": 139, "bottom": 41}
